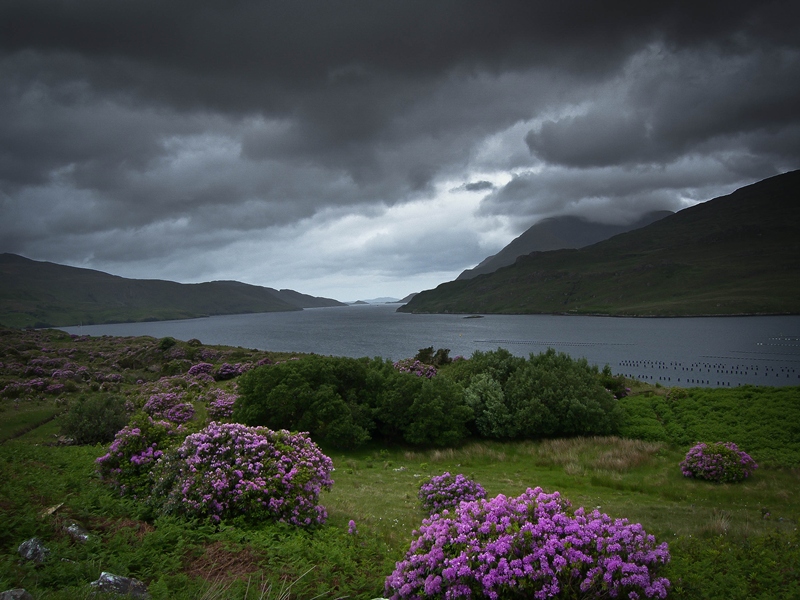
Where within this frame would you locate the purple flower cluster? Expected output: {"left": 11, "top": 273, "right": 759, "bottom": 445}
{"left": 393, "top": 359, "right": 437, "bottom": 379}
{"left": 143, "top": 392, "right": 184, "bottom": 418}
{"left": 150, "top": 422, "right": 334, "bottom": 526}
{"left": 680, "top": 441, "right": 758, "bottom": 483}
{"left": 386, "top": 487, "right": 670, "bottom": 600}
{"left": 188, "top": 362, "right": 214, "bottom": 377}
{"left": 214, "top": 362, "right": 253, "bottom": 380}
{"left": 206, "top": 388, "right": 238, "bottom": 419}
{"left": 418, "top": 472, "right": 487, "bottom": 515}
{"left": 164, "top": 402, "right": 195, "bottom": 424}
{"left": 96, "top": 415, "right": 187, "bottom": 496}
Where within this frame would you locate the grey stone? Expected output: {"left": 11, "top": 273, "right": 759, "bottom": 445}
{"left": 90, "top": 572, "right": 149, "bottom": 599}
{"left": 65, "top": 521, "right": 91, "bottom": 543}
{"left": 0, "top": 590, "right": 34, "bottom": 600}
{"left": 17, "top": 538, "right": 49, "bottom": 564}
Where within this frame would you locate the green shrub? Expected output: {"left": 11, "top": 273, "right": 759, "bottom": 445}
{"left": 503, "top": 349, "right": 623, "bottom": 439}
{"left": 236, "top": 355, "right": 472, "bottom": 449}
{"left": 235, "top": 355, "right": 377, "bottom": 449}
{"left": 95, "top": 413, "right": 189, "bottom": 496}
{"left": 463, "top": 373, "right": 512, "bottom": 438}
{"left": 60, "top": 395, "right": 129, "bottom": 445}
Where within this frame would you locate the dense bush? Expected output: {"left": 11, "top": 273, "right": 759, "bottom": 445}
{"left": 680, "top": 441, "right": 758, "bottom": 483}
{"left": 449, "top": 348, "right": 622, "bottom": 440}
{"left": 95, "top": 413, "right": 188, "bottom": 496}
{"left": 205, "top": 387, "right": 237, "bottom": 419}
{"left": 148, "top": 422, "right": 334, "bottom": 525}
{"left": 386, "top": 487, "right": 670, "bottom": 599}
{"left": 59, "top": 395, "right": 129, "bottom": 445}
{"left": 418, "top": 472, "right": 486, "bottom": 515}
{"left": 504, "top": 349, "right": 622, "bottom": 438}
{"left": 393, "top": 358, "right": 437, "bottom": 378}
{"left": 235, "top": 355, "right": 472, "bottom": 449}
{"left": 235, "top": 349, "right": 627, "bottom": 447}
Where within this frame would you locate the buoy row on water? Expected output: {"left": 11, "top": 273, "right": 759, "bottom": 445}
{"left": 614, "top": 357, "right": 799, "bottom": 387}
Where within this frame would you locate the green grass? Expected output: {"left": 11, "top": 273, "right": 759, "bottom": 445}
{"left": 2, "top": 421, "right": 798, "bottom": 599}
{"left": 618, "top": 386, "right": 800, "bottom": 466}
{"left": 0, "top": 398, "right": 61, "bottom": 442}
{"left": 1, "top": 327, "right": 799, "bottom": 598}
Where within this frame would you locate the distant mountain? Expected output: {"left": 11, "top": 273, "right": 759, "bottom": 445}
{"left": 359, "top": 297, "right": 402, "bottom": 304}
{"left": 0, "top": 254, "right": 345, "bottom": 328}
{"left": 399, "top": 170, "right": 800, "bottom": 316}
{"left": 457, "top": 211, "right": 672, "bottom": 280}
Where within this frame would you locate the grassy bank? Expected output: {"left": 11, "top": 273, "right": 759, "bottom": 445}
{"left": 1, "top": 328, "right": 798, "bottom": 598}
{"left": 2, "top": 415, "right": 799, "bottom": 598}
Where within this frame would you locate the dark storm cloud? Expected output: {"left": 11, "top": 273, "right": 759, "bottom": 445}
{"left": 525, "top": 46, "right": 800, "bottom": 168}
{"left": 0, "top": 0, "right": 799, "bottom": 296}
{"left": 463, "top": 181, "right": 495, "bottom": 192}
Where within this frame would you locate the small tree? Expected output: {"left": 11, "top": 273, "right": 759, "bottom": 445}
{"left": 61, "top": 395, "right": 129, "bottom": 445}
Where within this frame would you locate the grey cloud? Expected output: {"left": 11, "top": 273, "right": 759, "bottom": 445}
{"left": 525, "top": 45, "right": 800, "bottom": 169}
{"left": 1, "top": 1, "right": 799, "bottom": 297}
{"left": 464, "top": 181, "right": 495, "bottom": 192}
{"left": 479, "top": 159, "right": 778, "bottom": 227}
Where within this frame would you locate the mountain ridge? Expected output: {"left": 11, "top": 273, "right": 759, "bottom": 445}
{"left": 0, "top": 254, "right": 346, "bottom": 328}
{"left": 399, "top": 170, "right": 800, "bottom": 316}
{"left": 457, "top": 211, "right": 673, "bottom": 280}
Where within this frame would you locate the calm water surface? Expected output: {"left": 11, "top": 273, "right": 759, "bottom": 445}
{"left": 61, "top": 304, "right": 800, "bottom": 388}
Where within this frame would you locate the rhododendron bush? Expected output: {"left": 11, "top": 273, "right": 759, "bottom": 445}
{"left": 680, "top": 441, "right": 758, "bottom": 483}
{"left": 149, "top": 422, "right": 334, "bottom": 525}
{"left": 96, "top": 414, "right": 188, "bottom": 497}
{"left": 386, "top": 487, "right": 670, "bottom": 600}
{"left": 418, "top": 472, "right": 486, "bottom": 515}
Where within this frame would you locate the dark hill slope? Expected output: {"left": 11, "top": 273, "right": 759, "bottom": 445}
{"left": 399, "top": 170, "right": 800, "bottom": 316}
{"left": 0, "top": 254, "right": 345, "bottom": 327}
{"left": 457, "top": 211, "right": 672, "bottom": 280}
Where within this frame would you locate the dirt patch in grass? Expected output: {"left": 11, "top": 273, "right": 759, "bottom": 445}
{"left": 90, "top": 516, "right": 156, "bottom": 540}
{"left": 184, "top": 541, "right": 263, "bottom": 583}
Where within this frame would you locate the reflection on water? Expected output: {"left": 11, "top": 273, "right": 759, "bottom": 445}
{"left": 61, "top": 304, "right": 800, "bottom": 388}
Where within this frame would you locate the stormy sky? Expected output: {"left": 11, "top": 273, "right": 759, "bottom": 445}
{"left": 1, "top": 1, "right": 798, "bottom": 301}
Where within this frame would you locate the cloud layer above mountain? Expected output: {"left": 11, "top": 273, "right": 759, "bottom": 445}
{"left": 1, "top": 1, "right": 798, "bottom": 299}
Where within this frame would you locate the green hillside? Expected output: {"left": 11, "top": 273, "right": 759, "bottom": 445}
{"left": 400, "top": 170, "right": 800, "bottom": 316}
{"left": 0, "top": 254, "right": 345, "bottom": 328}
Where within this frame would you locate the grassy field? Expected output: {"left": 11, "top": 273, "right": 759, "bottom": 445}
{"left": 2, "top": 403, "right": 799, "bottom": 599}
{"left": 1, "top": 328, "right": 798, "bottom": 598}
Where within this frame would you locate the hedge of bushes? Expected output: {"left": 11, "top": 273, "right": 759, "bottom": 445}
{"left": 234, "top": 348, "right": 625, "bottom": 449}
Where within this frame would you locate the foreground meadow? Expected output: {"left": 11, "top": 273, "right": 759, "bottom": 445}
{"left": 0, "top": 328, "right": 798, "bottom": 599}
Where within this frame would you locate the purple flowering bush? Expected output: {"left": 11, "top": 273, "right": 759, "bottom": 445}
{"left": 393, "top": 359, "right": 437, "bottom": 379}
{"left": 680, "top": 441, "right": 758, "bottom": 483}
{"left": 386, "top": 487, "right": 670, "bottom": 600}
{"left": 205, "top": 387, "right": 238, "bottom": 419}
{"left": 210, "top": 362, "right": 253, "bottom": 380}
{"left": 418, "top": 472, "right": 487, "bottom": 515}
{"left": 143, "top": 392, "right": 184, "bottom": 418}
{"left": 164, "top": 402, "right": 195, "bottom": 424}
{"left": 96, "top": 414, "right": 188, "bottom": 496}
{"left": 148, "top": 422, "right": 334, "bottom": 526}
{"left": 188, "top": 362, "right": 214, "bottom": 377}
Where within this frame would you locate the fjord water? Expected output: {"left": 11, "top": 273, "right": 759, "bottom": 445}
{"left": 61, "top": 303, "right": 800, "bottom": 388}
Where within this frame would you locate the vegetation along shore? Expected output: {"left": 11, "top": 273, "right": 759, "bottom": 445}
{"left": 1, "top": 326, "right": 798, "bottom": 598}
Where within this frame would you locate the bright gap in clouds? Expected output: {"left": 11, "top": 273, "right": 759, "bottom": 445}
{"left": 221, "top": 173, "right": 517, "bottom": 301}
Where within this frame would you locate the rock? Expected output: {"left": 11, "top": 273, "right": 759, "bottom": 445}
{"left": 17, "top": 538, "right": 49, "bottom": 564}
{"left": 65, "top": 521, "right": 91, "bottom": 543}
{"left": 90, "top": 572, "right": 149, "bottom": 599}
{"left": 0, "top": 590, "right": 34, "bottom": 600}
